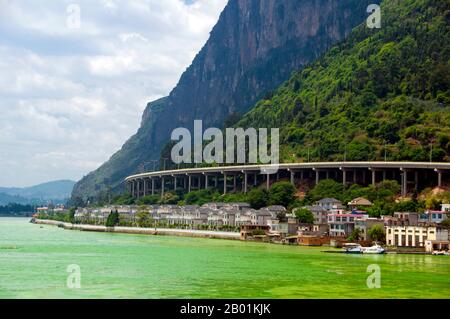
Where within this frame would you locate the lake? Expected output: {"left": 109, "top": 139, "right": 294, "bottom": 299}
{"left": 0, "top": 218, "right": 449, "bottom": 299}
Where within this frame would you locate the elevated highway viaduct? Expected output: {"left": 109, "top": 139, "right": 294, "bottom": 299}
{"left": 125, "top": 162, "right": 450, "bottom": 199}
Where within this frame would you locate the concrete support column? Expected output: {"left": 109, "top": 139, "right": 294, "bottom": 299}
{"left": 188, "top": 175, "right": 192, "bottom": 193}
{"left": 342, "top": 169, "right": 347, "bottom": 187}
{"left": 233, "top": 175, "right": 237, "bottom": 192}
{"left": 244, "top": 172, "right": 248, "bottom": 193}
{"left": 174, "top": 176, "right": 177, "bottom": 191}
{"left": 353, "top": 170, "right": 357, "bottom": 184}
{"left": 314, "top": 169, "right": 319, "bottom": 185}
{"left": 215, "top": 176, "right": 218, "bottom": 188}
{"left": 266, "top": 174, "right": 270, "bottom": 190}
{"left": 436, "top": 169, "right": 443, "bottom": 188}
{"left": 401, "top": 170, "right": 407, "bottom": 197}
{"left": 372, "top": 170, "right": 376, "bottom": 187}
{"left": 383, "top": 170, "right": 387, "bottom": 181}
{"left": 143, "top": 178, "right": 148, "bottom": 196}
{"left": 223, "top": 173, "right": 227, "bottom": 195}
{"left": 415, "top": 171, "right": 419, "bottom": 190}
{"left": 205, "top": 175, "right": 209, "bottom": 189}
{"left": 254, "top": 173, "right": 258, "bottom": 186}
{"left": 151, "top": 179, "right": 155, "bottom": 195}
{"left": 290, "top": 171, "right": 295, "bottom": 185}
{"left": 300, "top": 170, "right": 304, "bottom": 181}
{"left": 137, "top": 180, "right": 141, "bottom": 199}
{"left": 161, "top": 177, "right": 165, "bottom": 197}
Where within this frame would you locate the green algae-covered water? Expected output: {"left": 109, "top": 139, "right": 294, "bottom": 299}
{"left": 0, "top": 218, "right": 449, "bottom": 299}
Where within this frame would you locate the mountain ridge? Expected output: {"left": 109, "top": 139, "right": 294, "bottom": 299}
{"left": 72, "top": 0, "right": 379, "bottom": 202}
{"left": 0, "top": 180, "right": 75, "bottom": 205}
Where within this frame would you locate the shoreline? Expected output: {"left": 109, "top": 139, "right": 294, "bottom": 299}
{"left": 32, "top": 219, "right": 241, "bottom": 241}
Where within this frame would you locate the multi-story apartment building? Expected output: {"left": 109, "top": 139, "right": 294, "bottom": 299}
{"left": 385, "top": 225, "right": 448, "bottom": 247}
{"left": 327, "top": 213, "right": 368, "bottom": 237}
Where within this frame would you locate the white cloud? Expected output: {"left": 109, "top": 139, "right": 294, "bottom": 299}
{"left": 0, "top": 0, "right": 227, "bottom": 187}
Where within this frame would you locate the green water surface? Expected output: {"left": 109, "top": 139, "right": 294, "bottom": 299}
{"left": 0, "top": 218, "right": 449, "bottom": 299}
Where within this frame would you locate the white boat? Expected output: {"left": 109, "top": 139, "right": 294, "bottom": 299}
{"left": 343, "top": 243, "right": 363, "bottom": 254}
{"left": 362, "top": 244, "right": 385, "bottom": 254}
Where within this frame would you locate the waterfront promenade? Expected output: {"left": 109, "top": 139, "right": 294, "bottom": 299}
{"left": 125, "top": 161, "right": 450, "bottom": 198}
{"left": 33, "top": 219, "right": 240, "bottom": 240}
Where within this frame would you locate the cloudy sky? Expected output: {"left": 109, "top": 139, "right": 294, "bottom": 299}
{"left": 0, "top": 0, "right": 227, "bottom": 187}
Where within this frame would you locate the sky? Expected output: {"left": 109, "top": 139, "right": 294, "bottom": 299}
{"left": 0, "top": 0, "right": 227, "bottom": 187}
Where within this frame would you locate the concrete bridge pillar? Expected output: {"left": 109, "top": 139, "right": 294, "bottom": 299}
{"left": 435, "top": 169, "right": 443, "bottom": 188}
{"left": 266, "top": 174, "right": 270, "bottom": 190}
{"left": 223, "top": 173, "right": 227, "bottom": 195}
{"left": 188, "top": 175, "right": 192, "bottom": 193}
{"left": 290, "top": 171, "right": 295, "bottom": 185}
{"left": 401, "top": 169, "right": 407, "bottom": 197}
{"left": 205, "top": 174, "right": 209, "bottom": 189}
{"left": 371, "top": 169, "right": 376, "bottom": 187}
{"left": 161, "top": 177, "right": 165, "bottom": 197}
{"left": 136, "top": 179, "right": 141, "bottom": 199}
{"left": 244, "top": 172, "right": 248, "bottom": 193}
{"left": 173, "top": 176, "right": 177, "bottom": 191}
{"left": 415, "top": 171, "right": 419, "bottom": 190}
{"left": 152, "top": 178, "right": 155, "bottom": 195}
{"left": 233, "top": 175, "right": 237, "bottom": 192}
{"left": 254, "top": 173, "right": 258, "bottom": 186}
{"left": 341, "top": 168, "right": 347, "bottom": 187}
{"left": 314, "top": 169, "right": 319, "bottom": 185}
{"left": 143, "top": 178, "right": 148, "bottom": 195}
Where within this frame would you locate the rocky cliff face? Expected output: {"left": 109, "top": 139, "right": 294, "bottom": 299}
{"left": 72, "top": 0, "right": 378, "bottom": 201}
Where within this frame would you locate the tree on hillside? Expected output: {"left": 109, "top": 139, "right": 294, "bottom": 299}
{"left": 268, "top": 182, "right": 296, "bottom": 208}
{"left": 368, "top": 225, "right": 386, "bottom": 243}
{"left": 308, "top": 179, "right": 344, "bottom": 202}
{"left": 295, "top": 208, "right": 315, "bottom": 224}
{"left": 247, "top": 188, "right": 268, "bottom": 209}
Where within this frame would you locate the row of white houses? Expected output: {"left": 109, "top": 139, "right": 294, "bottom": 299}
{"left": 74, "top": 203, "right": 288, "bottom": 227}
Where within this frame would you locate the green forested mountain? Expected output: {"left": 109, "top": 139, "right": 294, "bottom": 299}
{"left": 238, "top": 0, "right": 450, "bottom": 163}
{"left": 72, "top": 0, "right": 378, "bottom": 201}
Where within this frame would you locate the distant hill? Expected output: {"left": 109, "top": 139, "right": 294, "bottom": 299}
{"left": 0, "top": 180, "right": 76, "bottom": 205}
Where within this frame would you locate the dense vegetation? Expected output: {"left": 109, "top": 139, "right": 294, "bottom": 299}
{"left": 297, "top": 179, "right": 450, "bottom": 217}
{"left": 238, "top": 0, "right": 450, "bottom": 163}
{"left": 0, "top": 203, "right": 36, "bottom": 216}
{"left": 36, "top": 208, "right": 75, "bottom": 223}
{"left": 110, "top": 181, "right": 296, "bottom": 210}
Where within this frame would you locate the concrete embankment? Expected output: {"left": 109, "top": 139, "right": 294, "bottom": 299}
{"left": 32, "top": 219, "right": 241, "bottom": 240}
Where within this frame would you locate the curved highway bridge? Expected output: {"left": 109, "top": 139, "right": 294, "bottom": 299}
{"left": 125, "top": 162, "right": 450, "bottom": 198}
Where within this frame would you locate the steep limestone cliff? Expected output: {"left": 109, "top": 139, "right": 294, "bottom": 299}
{"left": 72, "top": 0, "right": 378, "bottom": 201}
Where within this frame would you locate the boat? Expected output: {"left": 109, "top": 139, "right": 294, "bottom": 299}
{"left": 343, "top": 243, "right": 363, "bottom": 254}
{"left": 432, "top": 250, "right": 446, "bottom": 256}
{"left": 362, "top": 244, "right": 385, "bottom": 254}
